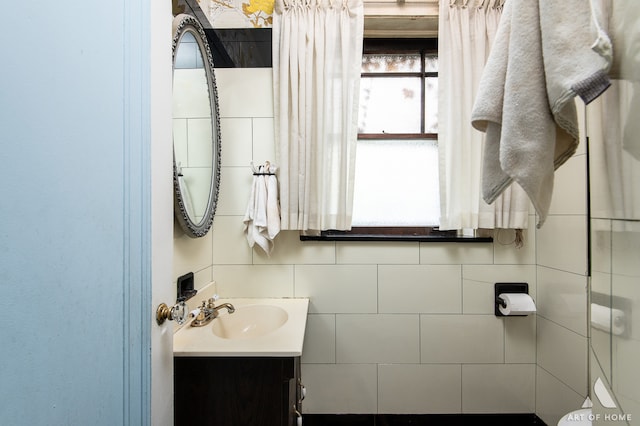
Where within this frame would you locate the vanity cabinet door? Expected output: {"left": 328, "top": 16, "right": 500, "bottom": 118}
{"left": 174, "top": 356, "right": 300, "bottom": 426}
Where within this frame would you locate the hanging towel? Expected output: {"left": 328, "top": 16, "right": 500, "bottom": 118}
{"left": 243, "top": 162, "right": 281, "bottom": 256}
{"left": 471, "top": 0, "right": 612, "bottom": 227}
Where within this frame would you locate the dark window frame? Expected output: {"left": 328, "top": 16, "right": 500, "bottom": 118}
{"left": 359, "top": 38, "right": 438, "bottom": 139}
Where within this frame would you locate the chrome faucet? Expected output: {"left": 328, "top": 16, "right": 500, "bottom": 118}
{"left": 190, "top": 298, "right": 235, "bottom": 327}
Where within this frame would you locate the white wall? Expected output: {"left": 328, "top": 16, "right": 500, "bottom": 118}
{"left": 151, "top": 2, "right": 175, "bottom": 425}
{"left": 174, "top": 68, "right": 541, "bottom": 415}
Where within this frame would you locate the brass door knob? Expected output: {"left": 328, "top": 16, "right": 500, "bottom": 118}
{"left": 156, "top": 300, "right": 187, "bottom": 325}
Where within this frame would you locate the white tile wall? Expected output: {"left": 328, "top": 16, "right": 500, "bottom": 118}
{"left": 505, "top": 316, "right": 536, "bottom": 364}
{"left": 336, "top": 314, "right": 420, "bottom": 363}
{"left": 301, "top": 314, "right": 336, "bottom": 364}
{"left": 172, "top": 68, "right": 591, "bottom": 417}
{"left": 251, "top": 117, "right": 276, "bottom": 163}
{"left": 461, "top": 364, "right": 536, "bottom": 413}
{"left": 493, "top": 225, "right": 536, "bottom": 265}
{"left": 536, "top": 266, "right": 588, "bottom": 336}
{"left": 214, "top": 264, "right": 294, "bottom": 297}
{"left": 420, "top": 315, "right": 504, "bottom": 364}
{"left": 537, "top": 316, "right": 588, "bottom": 395}
{"left": 536, "top": 214, "right": 588, "bottom": 276}
{"left": 211, "top": 215, "right": 253, "bottom": 264}
{"left": 219, "top": 118, "right": 253, "bottom": 167}
{"left": 534, "top": 138, "right": 590, "bottom": 424}
{"left": 294, "top": 265, "right": 378, "bottom": 314}
{"left": 462, "top": 264, "right": 536, "bottom": 314}
{"left": 216, "top": 166, "right": 253, "bottom": 216}
{"left": 215, "top": 68, "right": 273, "bottom": 118}
{"left": 301, "top": 364, "right": 378, "bottom": 413}
{"left": 254, "top": 231, "right": 336, "bottom": 265}
{"left": 173, "top": 225, "right": 212, "bottom": 286}
{"left": 420, "top": 242, "right": 494, "bottom": 264}
{"left": 378, "top": 364, "right": 462, "bottom": 413}
{"left": 536, "top": 366, "right": 585, "bottom": 426}
{"left": 378, "top": 265, "right": 461, "bottom": 314}
{"left": 547, "top": 154, "right": 587, "bottom": 216}
{"left": 337, "top": 242, "right": 420, "bottom": 264}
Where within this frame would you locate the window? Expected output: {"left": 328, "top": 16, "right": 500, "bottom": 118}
{"left": 353, "top": 39, "right": 440, "bottom": 232}
{"left": 351, "top": 39, "right": 444, "bottom": 235}
{"left": 302, "top": 39, "right": 491, "bottom": 242}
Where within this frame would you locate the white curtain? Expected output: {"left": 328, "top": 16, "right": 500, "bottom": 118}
{"left": 272, "top": 0, "right": 364, "bottom": 231}
{"left": 438, "top": 0, "right": 529, "bottom": 230}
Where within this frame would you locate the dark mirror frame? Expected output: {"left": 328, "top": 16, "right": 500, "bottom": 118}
{"left": 172, "top": 14, "right": 222, "bottom": 238}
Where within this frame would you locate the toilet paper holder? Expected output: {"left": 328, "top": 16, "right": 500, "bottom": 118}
{"left": 495, "top": 282, "right": 529, "bottom": 316}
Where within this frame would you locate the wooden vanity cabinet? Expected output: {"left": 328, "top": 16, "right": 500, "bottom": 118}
{"left": 174, "top": 356, "right": 302, "bottom": 426}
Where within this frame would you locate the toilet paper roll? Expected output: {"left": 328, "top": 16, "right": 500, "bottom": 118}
{"left": 498, "top": 293, "right": 536, "bottom": 315}
{"left": 591, "top": 303, "right": 625, "bottom": 335}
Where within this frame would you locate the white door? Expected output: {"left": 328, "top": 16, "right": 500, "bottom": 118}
{"left": 151, "top": 1, "right": 177, "bottom": 425}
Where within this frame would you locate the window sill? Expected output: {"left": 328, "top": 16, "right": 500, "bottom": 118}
{"left": 299, "top": 233, "right": 493, "bottom": 243}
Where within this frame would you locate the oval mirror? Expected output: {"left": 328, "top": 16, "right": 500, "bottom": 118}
{"left": 172, "top": 14, "right": 221, "bottom": 238}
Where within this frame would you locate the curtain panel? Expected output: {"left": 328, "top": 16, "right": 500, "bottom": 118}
{"left": 438, "top": 0, "right": 529, "bottom": 231}
{"left": 273, "top": 0, "right": 364, "bottom": 231}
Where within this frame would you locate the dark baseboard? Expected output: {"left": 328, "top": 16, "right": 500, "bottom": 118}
{"left": 302, "top": 413, "right": 547, "bottom": 426}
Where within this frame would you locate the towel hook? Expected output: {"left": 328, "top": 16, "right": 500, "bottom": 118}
{"left": 251, "top": 160, "right": 276, "bottom": 176}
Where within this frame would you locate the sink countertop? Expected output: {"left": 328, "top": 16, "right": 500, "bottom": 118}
{"left": 173, "top": 297, "right": 309, "bottom": 357}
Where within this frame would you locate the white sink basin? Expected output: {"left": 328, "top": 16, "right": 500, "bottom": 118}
{"left": 211, "top": 304, "right": 288, "bottom": 339}
{"left": 173, "top": 298, "right": 309, "bottom": 357}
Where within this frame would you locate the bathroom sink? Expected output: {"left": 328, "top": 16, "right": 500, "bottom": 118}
{"left": 211, "top": 304, "right": 288, "bottom": 339}
{"left": 173, "top": 297, "right": 309, "bottom": 357}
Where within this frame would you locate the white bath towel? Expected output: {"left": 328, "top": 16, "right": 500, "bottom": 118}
{"left": 471, "top": 0, "right": 612, "bottom": 227}
{"left": 243, "top": 162, "right": 281, "bottom": 256}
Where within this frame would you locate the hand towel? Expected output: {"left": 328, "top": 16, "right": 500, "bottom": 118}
{"left": 471, "top": 0, "right": 612, "bottom": 227}
{"left": 243, "top": 162, "right": 281, "bottom": 256}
